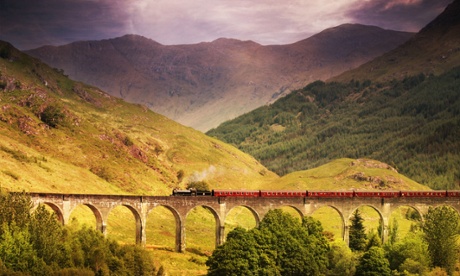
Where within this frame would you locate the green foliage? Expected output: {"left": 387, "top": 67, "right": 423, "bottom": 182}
{"left": 187, "top": 181, "right": 210, "bottom": 191}
{"left": 365, "top": 230, "right": 382, "bottom": 251}
{"left": 327, "top": 241, "right": 357, "bottom": 276}
{"left": 423, "top": 206, "right": 460, "bottom": 274}
{"left": 40, "top": 104, "right": 65, "bottom": 128}
{"left": 405, "top": 208, "right": 421, "bottom": 221}
{"left": 90, "top": 166, "right": 116, "bottom": 182}
{"left": 388, "top": 218, "right": 399, "bottom": 244}
{"left": 208, "top": 67, "right": 460, "bottom": 189}
{"left": 122, "top": 135, "right": 134, "bottom": 147}
{"left": 206, "top": 227, "right": 264, "bottom": 276}
{"left": 0, "top": 192, "right": 156, "bottom": 275}
{"left": 349, "top": 210, "right": 367, "bottom": 252}
{"left": 355, "top": 247, "right": 391, "bottom": 276}
{"left": 206, "top": 210, "right": 330, "bottom": 276}
{"left": 385, "top": 232, "right": 430, "bottom": 274}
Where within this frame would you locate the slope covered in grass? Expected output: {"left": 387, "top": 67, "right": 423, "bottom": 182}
{"left": 271, "top": 158, "right": 430, "bottom": 191}
{"left": 0, "top": 41, "right": 278, "bottom": 195}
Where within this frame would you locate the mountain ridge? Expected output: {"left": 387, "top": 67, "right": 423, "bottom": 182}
{"left": 26, "top": 24, "right": 413, "bottom": 131}
{"left": 332, "top": 0, "right": 460, "bottom": 82}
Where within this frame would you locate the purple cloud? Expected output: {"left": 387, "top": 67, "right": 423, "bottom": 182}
{"left": 0, "top": 0, "right": 452, "bottom": 50}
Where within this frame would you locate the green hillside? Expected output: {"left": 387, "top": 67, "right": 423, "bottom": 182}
{"left": 269, "top": 158, "right": 429, "bottom": 191}
{"left": 0, "top": 40, "right": 278, "bottom": 194}
{"left": 207, "top": 68, "right": 460, "bottom": 189}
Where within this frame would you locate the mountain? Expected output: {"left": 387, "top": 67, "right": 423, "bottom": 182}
{"left": 332, "top": 0, "right": 460, "bottom": 82}
{"left": 207, "top": 3, "right": 460, "bottom": 190}
{"left": 26, "top": 25, "right": 413, "bottom": 131}
{"left": 0, "top": 40, "right": 278, "bottom": 195}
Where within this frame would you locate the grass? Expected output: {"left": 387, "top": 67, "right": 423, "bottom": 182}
{"left": 0, "top": 41, "right": 279, "bottom": 195}
{"left": 268, "top": 158, "right": 429, "bottom": 191}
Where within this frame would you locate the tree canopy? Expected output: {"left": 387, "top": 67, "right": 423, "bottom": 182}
{"left": 423, "top": 206, "right": 460, "bottom": 274}
{"left": 206, "top": 209, "right": 330, "bottom": 275}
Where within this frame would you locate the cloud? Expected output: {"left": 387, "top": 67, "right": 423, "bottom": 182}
{"left": 126, "top": 0, "right": 361, "bottom": 45}
{"left": 383, "top": 0, "right": 423, "bottom": 10}
{"left": 0, "top": 0, "right": 452, "bottom": 50}
{"left": 0, "top": 0, "right": 133, "bottom": 49}
{"left": 346, "top": 0, "right": 452, "bottom": 32}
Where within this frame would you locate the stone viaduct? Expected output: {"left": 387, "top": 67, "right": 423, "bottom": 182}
{"left": 29, "top": 193, "right": 460, "bottom": 252}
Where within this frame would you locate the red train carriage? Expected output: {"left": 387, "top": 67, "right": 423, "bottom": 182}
{"left": 447, "top": 191, "right": 460, "bottom": 197}
{"left": 354, "top": 191, "right": 400, "bottom": 198}
{"left": 212, "top": 190, "right": 260, "bottom": 197}
{"left": 401, "top": 191, "right": 446, "bottom": 197}
{"left": 308, "top": 191, "right": 354, "bottom": 197}
{"left": 260, "top": 190, "right": 306, "bottom": 197}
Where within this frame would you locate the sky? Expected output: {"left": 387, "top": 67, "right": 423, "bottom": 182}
{"left": 0, "top": 0, "right": 453, "bottom": 50}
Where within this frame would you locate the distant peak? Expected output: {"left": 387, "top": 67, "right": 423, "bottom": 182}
{"left": 112, "top": 34, "right": 163, "bottom": 46}
{"left": 320, "top": 24, "right": 386, "bottom": 33}
{"left": 211, "top": 37, "right": 260, "bottom": 46}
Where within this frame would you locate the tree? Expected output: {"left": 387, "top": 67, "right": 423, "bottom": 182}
{"left": 29, "top": 205, "right": 70, "bottom": 267}
{"left": 206, "top": 210, "right": 330, "bottom": 275}
{"left": 327, "top": 241, "right": 357, "bottom": 276}
{"left": 423, "top": 206, "right": 460, "bottom": 274}
{"left": 385, "top": 231, "right": 430, "bottom": 275}
{"left": 365, "top": 230, "right": 382, "bottom": 251}
{"left": 355, "top": 247, "right": 391, "bottom": 276}
{"left": 388, "top": 217, "right": 399, "bottom": 245}
{"left": 187, "top": 181, "right": 210, "bottom": 191}
{"left": 206, "top": 227, "right": 265, "bottom": 276}
{"left": 40, "top": 104, "right": 65, "bottom": 128}
{"left": 349, "top": 209, "right": 367, "bottom": 251}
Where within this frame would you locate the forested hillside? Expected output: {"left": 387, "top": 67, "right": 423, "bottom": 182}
{"left": 207, "top": 68, "right": 460, "bottom": 189}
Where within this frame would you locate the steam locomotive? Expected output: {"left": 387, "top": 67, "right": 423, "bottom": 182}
{"left": 171, "top": 189, "right": 460, "bottom": 198}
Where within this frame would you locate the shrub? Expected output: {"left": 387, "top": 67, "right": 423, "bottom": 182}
{"left": 40, "top": 105, "right": 65, "bottom": 128}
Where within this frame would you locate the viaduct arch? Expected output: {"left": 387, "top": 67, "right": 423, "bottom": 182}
{"left": 29, "top": 193, "right": 460, "bottom": 252}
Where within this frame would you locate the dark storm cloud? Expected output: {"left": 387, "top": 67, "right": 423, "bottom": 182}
{"left": 347, "top": 0, "right": 453, "bottom": 32}
{"left": 0, "top": 0, "right": 453, "bottom": 50}
{"left": 0, "top": 0, "right": 132, "bottom": 50}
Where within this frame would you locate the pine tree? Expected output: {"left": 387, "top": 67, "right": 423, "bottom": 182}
{"left": 349, "top": 209, "right": 367, "bottom": 251}
{"left": 355, "top": 247, "right": 391, "bottom": 276}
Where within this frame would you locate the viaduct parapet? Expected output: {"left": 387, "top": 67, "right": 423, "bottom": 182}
{"left": 29, "top": 193, "right": 460, "bottom": 252}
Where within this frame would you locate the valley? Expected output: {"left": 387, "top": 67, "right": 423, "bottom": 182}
{"left": 26, "top": 25, "right": 412, "bottom": 131}
{"left": 0, "top": 1, "right": 459, "bottom": 274}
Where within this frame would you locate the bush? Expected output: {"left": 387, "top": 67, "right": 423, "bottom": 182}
{"left": 40, "top": 105, "right": 65, "bottom": 128}
{"left": 187, "top": 181, "right": 210, "bottom": 191}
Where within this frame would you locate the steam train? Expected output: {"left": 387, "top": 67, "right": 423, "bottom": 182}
{"left": 172, "top": 188, "right": 460, "bottom": 198}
